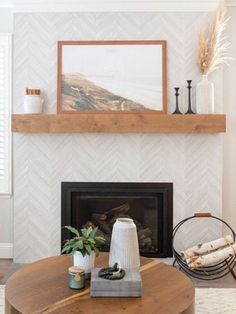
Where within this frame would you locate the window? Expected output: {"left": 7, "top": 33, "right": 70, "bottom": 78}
{"left": 0, "top": 34, "right": 11, "bottom": 194}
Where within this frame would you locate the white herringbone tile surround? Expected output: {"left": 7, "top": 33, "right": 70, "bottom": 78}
{"left": 13, "top": 12, "right": 223, "bottom": 263}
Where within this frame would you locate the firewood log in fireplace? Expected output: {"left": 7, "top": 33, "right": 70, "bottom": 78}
{"left": 138, "top": 228, "right": 152, "bottom": 240}
{"left": 91, "top": 203, "right": 131, "bottom": 233}
{"left": 137, "top": 228, "right": 153, "bottom": 249}
{"left": 134, "top": 219, "right": 144, "bottom": 231}
{"left": 96, "top": 230, "right": 111, "bottom": 244}
{"left": 92, "top": 213, "right": 107, "bottom": 221}
{"left": 83, "top": 202, "right": 154, "bottom": 252}
{"left": 139, "top": 237, "right": 152, "bottom": 249}
{"left": 105, "top": 203, "right": 130, "bottom": 216}
{"left": 92, "top": 215, "right": 112, "bottom": 234}
{"left": 82, "top": 221, "right": 95, "bottom": 229}
{"left": 108, "top": 214, "right": 132, "bottom": 225}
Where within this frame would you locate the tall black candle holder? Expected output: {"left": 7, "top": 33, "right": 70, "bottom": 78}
{"left": 172, "top": 87, "right": 182, "bottom": 114}
{"left": 185, "top": 80, "right": 195, "bottom": 114}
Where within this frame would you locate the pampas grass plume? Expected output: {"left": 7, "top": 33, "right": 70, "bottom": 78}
{"left": 198, "top": 0, "right": 232, "bottom": 75}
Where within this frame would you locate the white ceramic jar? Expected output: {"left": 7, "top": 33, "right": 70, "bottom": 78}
{"left": 23, "top": 95, "right": 44, "bottom": 114}
{"left": 109, "top": 218, "right": 140, "bottom": 269}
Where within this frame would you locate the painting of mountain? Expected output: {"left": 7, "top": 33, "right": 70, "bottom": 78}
{"left": 62, "top": 74, "right": 148, "bottom": 111}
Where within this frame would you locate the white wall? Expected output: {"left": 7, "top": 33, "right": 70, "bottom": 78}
{"left": 0, "top": 8, "right": 13, "bottom": 258}
{"left": 223, "top": 6, "right": 236, "bottom": 233}
{"left": 13, "top": 12, "right": 223, "bottom": 263}
{"left": 1, "top": 2, "right": 235, "bottom": 261}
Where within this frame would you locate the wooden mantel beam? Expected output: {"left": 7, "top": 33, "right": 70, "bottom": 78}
{"left": 12, "top": 113, "right": 226, "bottom": 134}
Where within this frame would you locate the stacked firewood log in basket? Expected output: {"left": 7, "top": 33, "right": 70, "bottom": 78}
{"left": 82, "top": 203, "right": 155, "bottom": 252}
{"left": 181, "top": 235, "right": 236, "bottom": 269}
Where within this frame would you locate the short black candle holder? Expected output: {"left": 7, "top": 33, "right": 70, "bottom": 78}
{"left": 172, "top": 87, "right": 182, "bottom": 114}
{"left": 185, "top": 80, "right": 195, "bottom": 114}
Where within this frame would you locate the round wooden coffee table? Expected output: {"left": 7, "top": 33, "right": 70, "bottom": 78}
{"left": 5, "top": 253, "right": 194, "bottom": 314}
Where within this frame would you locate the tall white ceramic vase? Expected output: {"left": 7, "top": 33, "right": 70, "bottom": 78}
{"left": 196, "top": 74, "right": 214, "bottom": 113}
{"left": 109, "top": 218, "right": 140, "bottom": 269}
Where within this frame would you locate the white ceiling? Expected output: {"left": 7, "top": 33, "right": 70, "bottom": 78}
{"left": 0, "top": 0, "right": 235, "bottom": 12}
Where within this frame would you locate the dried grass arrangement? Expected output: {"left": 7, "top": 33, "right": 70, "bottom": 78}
{"left": 198, "top": 0, "right": 231, "bottom": 75}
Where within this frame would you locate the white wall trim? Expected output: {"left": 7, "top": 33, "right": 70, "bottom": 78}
{"left": 0, "top": 34, "right": 12, "bottom": 195}
{"left": 9, "top": 0, "right": 219, "bottom": 12}
{"left": 0, "top": 243, "right": 13, "bottom": 258}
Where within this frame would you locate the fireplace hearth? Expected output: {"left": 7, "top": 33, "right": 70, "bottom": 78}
{"left": 61, "top": 182, "right": 173, "bottom": 258}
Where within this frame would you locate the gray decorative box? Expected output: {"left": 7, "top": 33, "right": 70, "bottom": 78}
{"left": 90, "top": 268, "right": 142, "bottom": 297}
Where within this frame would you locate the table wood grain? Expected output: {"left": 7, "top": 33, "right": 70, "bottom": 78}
{"left": 5, "top": 253, "right": 195, "bottom": 314}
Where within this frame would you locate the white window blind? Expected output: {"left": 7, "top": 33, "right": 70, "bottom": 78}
{"left": 0, "top": 34, "right": 11, "bottom": 194}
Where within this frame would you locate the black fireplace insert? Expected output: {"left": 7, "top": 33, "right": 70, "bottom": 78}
{"left": 61, "top": 182, "right": 173, "bottom": 258}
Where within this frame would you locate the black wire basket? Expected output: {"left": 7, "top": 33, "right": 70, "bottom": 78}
{"left": 172, "top": 213, "right": 236, "bottom": 280}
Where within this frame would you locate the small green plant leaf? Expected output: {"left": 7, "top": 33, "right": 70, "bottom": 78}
{"left": 86, "top": 226, "right": 93, "bottom": 237}
{"left": 85, "top": 244, "right": 92, "bottom": 255}
{"left": 93, "top": 246, "right": 99, "bottom": 257}
{"left": 95, "top": 236, "right": 106, "bottom": 243}
{"left": 88, "top": 238, "right": 95, "bottom": 244}
{"left": 61, "top": 246, "right": 70, "bottom": 254}
{"left": 63, "top": 226, "right": 80, "bottom": 237}
{"left": 77, "top": 239, "right": 83, "bottom": 250}
{"left": 81, "top": 228, "right": 89, "bottom": 238}
{"left": 61, "top": 225, "right": 106, "bottom": 256}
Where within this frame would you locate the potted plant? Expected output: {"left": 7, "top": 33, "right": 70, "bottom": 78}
{"left": 62, "top": 226, "right": 105, "bottom": 277}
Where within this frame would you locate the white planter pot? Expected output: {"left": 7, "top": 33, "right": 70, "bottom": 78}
{"left": 23, "top": 95, "right": 44, "bottom": 114}
{"left": 196, "top": 75, "right": 214, "bottom": 114}
{"left": 73, "top": 251, "right": 95, "bottom": 277}
{"left": 109, "top": 218, "right": 140, "bottom": 269}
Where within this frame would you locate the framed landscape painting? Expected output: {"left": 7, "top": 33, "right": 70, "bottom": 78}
{"left": 57, "top": 40, "right": 167, "bottom": 113}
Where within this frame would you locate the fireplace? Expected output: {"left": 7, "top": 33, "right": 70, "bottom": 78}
{"left": 61, "top": 182, "right": 173, "bottom": 258}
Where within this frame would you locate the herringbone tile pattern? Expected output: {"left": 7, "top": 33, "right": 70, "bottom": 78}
{"left": 13, "top": 13, "right": 223, "bottom": 263}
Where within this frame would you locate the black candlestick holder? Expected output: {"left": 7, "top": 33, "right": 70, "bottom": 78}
{"left": 185, "top": 80, "right": 195, "bottom": 114}
{"left": 172, "top": 87, "right": 182, "bottom": 114}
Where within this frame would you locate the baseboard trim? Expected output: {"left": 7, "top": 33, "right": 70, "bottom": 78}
{"left": 0, "top": 243, "right": 13, "bottom": 258}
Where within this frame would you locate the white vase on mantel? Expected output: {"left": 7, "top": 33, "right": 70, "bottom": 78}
{"left": 196, "top": 74, "right": 215, "bottom": 114}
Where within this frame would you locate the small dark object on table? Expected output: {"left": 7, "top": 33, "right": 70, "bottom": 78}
{"left": 98, "top": 262, "right": 126, "bottom": 280}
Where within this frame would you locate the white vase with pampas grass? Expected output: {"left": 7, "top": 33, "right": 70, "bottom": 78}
{"left": 196, "top": 0, "right": 231, "bottom": 114}
{"left": 196, "top": 75, "right": 214, "bottom": 113}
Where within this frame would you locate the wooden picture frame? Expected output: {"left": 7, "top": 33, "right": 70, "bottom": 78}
{"left": 57, "top": 40, "right": 167, "bottom": 114}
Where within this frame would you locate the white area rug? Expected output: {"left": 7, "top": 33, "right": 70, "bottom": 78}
{"left": 195, "top": 288, "right": 236, "bottom": 314}
{"left": 0, "top": 286, "right": 236, "bottom": 313}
